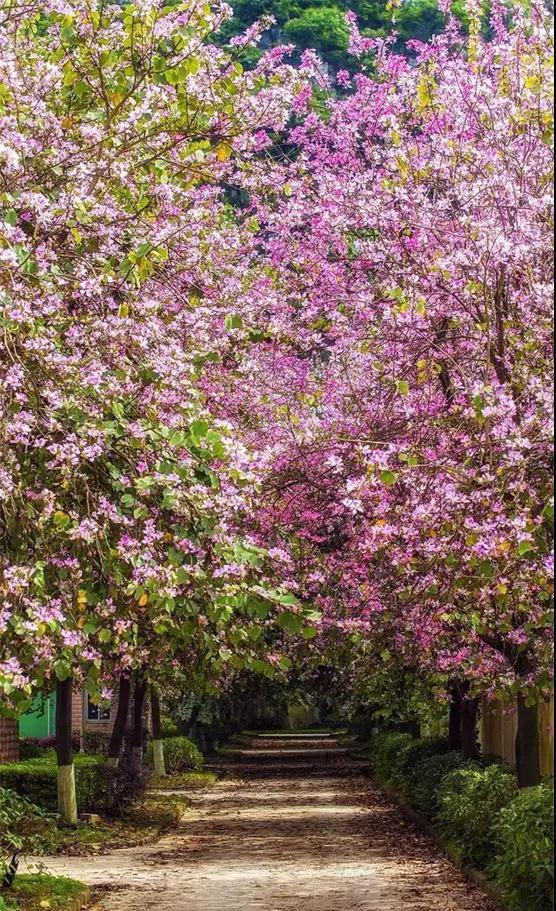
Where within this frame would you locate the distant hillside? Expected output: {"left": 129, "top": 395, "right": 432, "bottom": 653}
{"left": 218, "top": 0, "right": 452, "bottom": 70}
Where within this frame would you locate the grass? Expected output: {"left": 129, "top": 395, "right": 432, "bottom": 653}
{"left": 0, "top": 875, "right": 88, "bottom": 910}
{"left": 151, "top": 770, "right": 218, "bottom": 791}
{"left": 11, "top": 792, "right": 194, "bottom": 859}
{"left": 3, "top": 757, "right": 220, "bottom": 861}
{"left": 49, "top": 793, "right": 192, "bottom": 856}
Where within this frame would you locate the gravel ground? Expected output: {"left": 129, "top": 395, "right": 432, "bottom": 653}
{"left": 30, "top": 735, "right": 497, "bottom": 911}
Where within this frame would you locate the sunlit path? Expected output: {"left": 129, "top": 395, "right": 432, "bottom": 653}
{"left": 34, "top": 735, "right": 496, "bottom": 911}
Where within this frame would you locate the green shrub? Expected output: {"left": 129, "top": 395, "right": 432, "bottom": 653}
{"left": 161, "top": 720, "right": 180, "bottom": 739}
{"left": 410, "top": 751, "right": 473, "bottom": 818}
{"left": 437, "top": 764, "right": 518, "bottom": 868}
{"left": 388, "top": 737, "right": 450, "bottom": 801}
{"left": 0, "top": 755, "right": 105, "bottom": 813}
{"left": 492, "top": 784, "right": 554, "bottom": 911}
{"left": 370, "top": 732, "right": 414, "bottom": 785}
{"left": 18, "top": 739, "right": 50, "bottom": 761}
{"left": 369, "top": 732, "right": 449, "bottom": 798}
{"left": 83, "top": 730, "right": 111, "bottom": 755}
{"left": 146, "top": 736, "right": 203, "bottom": 775}
{"left": 0, "top": 787, "right": 58, "bottom": 877}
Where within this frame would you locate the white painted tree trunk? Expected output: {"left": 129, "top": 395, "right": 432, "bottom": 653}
{"left": 58, "top": 764, "right": 78, "bottom": 827}
{"left": 152, "top": 739, "right": 166, "bottom": 778}
{"left": 132, "top": 746, "right": 143, "bottom": 772}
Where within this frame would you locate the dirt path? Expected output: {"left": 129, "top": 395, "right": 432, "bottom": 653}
{"left": 34, "top": 735, "right": 496, "bottom": 910}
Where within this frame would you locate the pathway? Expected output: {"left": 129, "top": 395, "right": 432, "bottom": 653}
{"left": 35, "top": 735, "right": 496, "bottom": 910}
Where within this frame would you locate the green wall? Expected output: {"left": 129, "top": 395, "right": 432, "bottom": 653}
{"left": 19, "top": 693, "right": 56, "bottom": 739}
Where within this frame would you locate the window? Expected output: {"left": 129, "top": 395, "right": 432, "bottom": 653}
{"left": 86, "top": 694, "right": 111, "bottom": 722}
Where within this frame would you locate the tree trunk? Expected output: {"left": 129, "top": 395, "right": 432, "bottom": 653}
{"left": 56, "top": 677, "right": 78, "bottom": 827}
{"left": 131, "top": 676, "right": 147, "bottom": 771}
{"left": 448, "top": 684, "right": 463, "bottom": 751}
{"left": 515, "top": 654, "right": 541, "bottom": 788}
{"left": 516, "top": 693, "right": 541, "bottom": 788}
{"left": 107, "top": 675, "right": 132, "bottom": 768}
{"left": 462, "top": 697, "right": 480, "bottom": 760}
{"left": 150, "top": 687, "right": 166, "bottom": 778}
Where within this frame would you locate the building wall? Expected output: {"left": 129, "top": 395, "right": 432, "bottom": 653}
{"left": 72, "top": 688, "right": 118, "bottom": 738}
{"left": 480, "top": 696, "right": 554, "bottom": 776}
{"left": 18, "top": 688, "right": 119, "bottom": 746}
{"left": 0, "top": 717, "right": 19, "bottom": 763}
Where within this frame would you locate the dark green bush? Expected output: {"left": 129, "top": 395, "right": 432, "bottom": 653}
{"left": 0, "top": 787, "right": 58, "bottom": 876}
{"left": 83, "top": 730, "right": 111, "bottom": 755}
{"left": 98, "top": 758, "right": 150, "bottom": 817}
{"left": 0, "top": 755, "right": 105, "bottom": 813}
{"left": 437, "top": 764, "right": 518, "bottom": 868}
{"left": 370, "top": 732, "right": 449, "bottom": 797}
{"left": 146, "top": 736, "right": 204, "bottom": 774}
{"left": 388, "top": 737, "right": 450, "bottom": 801}
{"left": 370, "top": 732, "right": 414, "bottom": 785}
{"left": 492, "top": 784, "right": 554, "bottom": 911}
{"left": 18, "top": 738, "right": 50, "bottom": 760}
{"left": 410, "top": 751, "right": 472, "bottom": 817}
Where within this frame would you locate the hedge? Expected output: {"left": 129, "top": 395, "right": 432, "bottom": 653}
{"left": 492, "top": 785, "right": 554, "bottom": 911}
{"left": 146, "top": 736, "right": 204, "bottom": 774}
{"left": 19, "top": 739, "right": 51, "bottom": 761}
{"left": 437, "top": 764, "right": 519, "bottom": 868}
{"left": 0, "top": 755, "right": 105, "bottom": 813}
{"left": 369, "top": 732, "right": 554, "bottom": 911}
{"left": 0, "top": 787, "right": 57, "bottom": 872}
{"left": 369, "top": 732, "right": 414, "bottom": 786}
{"left": 389, "top": 737, "right": 451, "bottom": 804}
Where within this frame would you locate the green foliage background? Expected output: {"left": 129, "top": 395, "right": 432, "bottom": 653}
{"left": 219, "top": 0, "right": 450, "bottom": 69}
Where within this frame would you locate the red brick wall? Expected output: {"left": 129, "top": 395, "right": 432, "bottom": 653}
{"left": 72, "top": 687, "right": 119, "bottom": 736}
{"left": 0, "top": 717, "right": 19, "bottom": 763}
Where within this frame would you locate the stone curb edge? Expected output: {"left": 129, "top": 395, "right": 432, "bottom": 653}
{"left": 70, "top": 886, "right": 92, "bottom": 911}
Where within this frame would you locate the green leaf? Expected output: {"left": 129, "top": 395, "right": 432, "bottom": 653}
{"left": 518, "top": 540, "right": 535, "bottom": 556}
{"left": 225, "top": 313, "right": 243, "bottom": 330}
{"left": 277, "top": 612, "right": 304, "bottom": 634}
{"left": 53, "top": 510, "right": 71, "bottom": 528}
{"left": 189, "top": 419, "right": 209, "bottom": 441}
{"left": 380, "top": 470, "right": 398, "bottom": 486}
{"left": 54, "top": 660, "right": 72, "bottom": 681}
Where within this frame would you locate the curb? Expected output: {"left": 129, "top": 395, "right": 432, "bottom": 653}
{"left": 70, "top": 887, "right": 92, "bottom": 911}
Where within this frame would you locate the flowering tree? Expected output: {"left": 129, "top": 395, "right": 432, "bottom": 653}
{"left": 221, "top": 0, "right": 554, "bottom": 785}
{"left": 0, "top": 0, "right": 312, "bottom": 819}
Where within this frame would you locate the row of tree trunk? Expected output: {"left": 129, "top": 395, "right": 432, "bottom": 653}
{"left": 55, "top": 672, "right": 165, "bottom": 826}
{"left": 447, "top": 680, "right": 542, "bottom": 788}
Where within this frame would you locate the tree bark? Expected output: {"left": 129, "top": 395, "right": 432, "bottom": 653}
{"left": 462, "top": 697, "right": 480, "bottom": 760}
{"left": 516, "top": 693, "right": 541, "bottom": 788}
{"left": 514, "top": 654, "right": 541, "bottom": 788}
{"left": 150, "top": 687, "right": 166, "bottom": 778}
{"left": 56, "top": 677, "right": 78, "bottom": 826}
{"left": 131, "top": 676, "right": 147, "bottom": 771}
{"left": 107, "top": 675, "right": 132, "bottom": 768}
{"left": 448, "top": 683, "right": 463, "bottom": 750}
